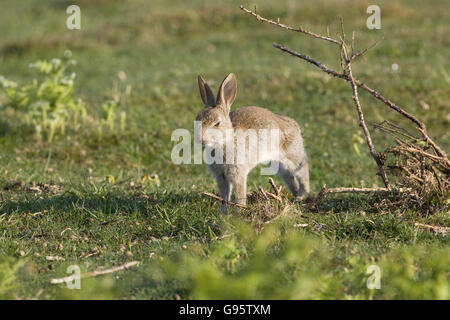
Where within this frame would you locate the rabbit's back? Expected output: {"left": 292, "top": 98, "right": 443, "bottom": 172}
{"left": 230, "top": 106, "right": 295, "bottom": 128}
{"left": 230, "top": 106, "right": 301, "bottom": 144}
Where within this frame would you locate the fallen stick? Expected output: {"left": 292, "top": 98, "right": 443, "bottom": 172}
{"left": 311, "top": 184, "right": 394, "bottom": 207}
{"left": 320, "top": 187, "right": 393, "bottom": 194}
{"left": 45, "top": 256, "right": 65, "bottom": 261}
{"left": 82, "top": 250, "right": 100, "bottom": 259}
{"left": 258, "top": 186, "right": 270, "bottom": 201}
{"left": 201, "top": 192, "right": 247, "bottom": 208}
{"left": 239, "top": 5, "right": 339, "bottom": 44}
{"left": 60, "top": 227, "right": 78, "bottom": 238}
{"left": 259, "top": 186, "right": 282, "bottom": 202}
{"left": 414, "top": 222, "right": 448, "bottom": 236}
{"left": 265, "top": 190, "right": 282, "bottom": 202}
{"left": 268, "top": 177, "right": 282, "bottom": 197}
{"left": 50, "top": 261, "right": 139, "bottom": 284}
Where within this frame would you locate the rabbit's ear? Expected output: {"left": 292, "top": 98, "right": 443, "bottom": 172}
{"left": 198, "top": 75, "right": 216, "bottom": 107}
{"left": 217, "top": 73, "right": 236, "bottom": 113}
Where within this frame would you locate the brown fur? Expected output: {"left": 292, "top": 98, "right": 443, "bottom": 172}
{"left": 196, "top": 74, "right": 310, "bottom": 213}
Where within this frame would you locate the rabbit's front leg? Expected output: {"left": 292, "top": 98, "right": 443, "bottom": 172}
{"left": 210, "top": 164, "right": 233, "bottom": 213}
{"left": 215, "top": 173, "right": 232, "bottom": 214}
{"left": 229, "top": 168, "right": 247, "bottom": 209}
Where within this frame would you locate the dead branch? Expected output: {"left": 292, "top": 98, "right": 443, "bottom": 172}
{"left": 241, "top": 5, "right": 450, "bottom": 211}
{"left": 311, "top": 184, "right": 394, "bottom": 207}
{"left": 201, "top": 191, "right": 247, "bottom": 208}
{"left": 273, "top": 40, "right": 448, "bottom": 161}
{"left": 414, "top": 222, "right": 448, "bottom": 236}
{"left": 350, "top": 36, "right": 384, "bottom": 60}
{"left": 379, "top": 120, "right": 449, "bottom": 214}
{"left": 374, "top": 121, "right": 420, "bottom": 142}
{"left": 258, "top": 186, "right": 270, "bottom": 201}
{"left": 273, "top": 43, "right": 347, "bottom": 79}
{"left": 50, "top": 261, "right": 139, "bottom": 284}
{"left": 268, "top": 177, "right": 282, "bottom": 197}
{"left": 240, "top": 5, "right": 449, "bottom": 169}
{"left": 273, "top": 41, "right": 449, "bottom": 167}
{"left": 341, "top": 42, "right": 391, "bottom": 188}
{"left": 45, "top": 256, "right": 64, "bottom": 261}
{"left": 279, "top": 41, "right": 392, "bottom": 185}
{"left": 240, "top": 5, "right": 340, "bottom": 45}
{"left": 262, "top": 187, "right": 283, "bottom": 202}
{"left": 275, "top": 41, "right": 391, "bottom": 187}
{"left": 320, "top": 186, "right": 393, "bottom": 194}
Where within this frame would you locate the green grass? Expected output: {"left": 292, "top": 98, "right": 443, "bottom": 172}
{"left": 0, "top": 0, "right": 448, "bottom": 299}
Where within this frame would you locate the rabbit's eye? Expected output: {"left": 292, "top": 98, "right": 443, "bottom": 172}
{"left": 214, "top": 121, "right": 221, "bottom": 127}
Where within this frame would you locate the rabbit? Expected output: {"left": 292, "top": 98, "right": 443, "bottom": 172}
{"left": 195, "top": 73, "right": 310, "bottom": 213}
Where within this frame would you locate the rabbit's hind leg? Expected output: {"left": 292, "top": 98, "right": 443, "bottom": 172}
{"left": 294, "top": 158, "right": 310, "bottom": 201}
{"left": 276, "top": 159, "right": 301, "bottom": 198}
{"left": 277, "top": 157, "right": 310, "bottom": 201}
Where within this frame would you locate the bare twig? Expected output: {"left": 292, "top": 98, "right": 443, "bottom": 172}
{"left": 310, "top": 184, "right": 395, "bottom": 208}
{"left": 82, "top": 250, "right": 100, "bottom": 259}
{"left": 351, "top": 36, "right": 384, "bottom": 60}
{"left": 277, "top": 32, "right": 391, "bottom": 187}
{"left": 258, "top": 186, "right": 269, "bottom": 201}
{"left": 265, "top": 190, "right": 283, "bottom": 202}
{"left": 259, "top": 186, "right": 282, "bottom": 202}
{"left": 374, "top": 121, "right": 420, "bottom": 142}
{"left": 351, "top": 31, "right": 355, "bottom": 55}
{"left": 268, "top": 177, "right": 282, "bottom": 197}
{"left": 272, "top": 41, "right": 448, "bottom": 165}
{"left": 45, "top": 256, "right": 64, "bottom": 261}
{"left": 240, "top": 5, "right": 340, "bottom": 45}
{"left": 241, "top": 5, "right": 449, "bottom": 167}
{"left": 60, "top": 228, "right": 78, "bottom": 238}
{"left": 273, "top": 43, "right": 347, "bottom": 79}
{"left": 341, "top": 42, "right": 391, "bottom": 189}
{"left": 273, "top": 41, "right": 448, "bottom": 164}
{"left": 273, "top": 38, "right": 447, "bottom": 165}
{"left": 241, "top": 5, "right": 449, "bottom": 214}
{"left": 50, "top": 261, "right": 139, "bottom": 284}
{"left": 201, "top": 192, "right": 247, "bottom": 208}
{"left": 414, "top": 222, "right": 448, "bottom": 236}
{"left": 319, "top": 187, "right": 393, "bottom": 194}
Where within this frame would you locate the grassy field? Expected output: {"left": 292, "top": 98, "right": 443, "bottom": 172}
{"left": 0, "top": 0, "right": 448, "bottom": 299}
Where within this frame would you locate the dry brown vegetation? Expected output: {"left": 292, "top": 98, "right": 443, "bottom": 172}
{"left": 240, "top": 5, "right": 449, "bottom": 215}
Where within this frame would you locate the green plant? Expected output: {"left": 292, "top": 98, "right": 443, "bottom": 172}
{"left": 375, "top": 246, "right": 449, "bottom": 299}
{"left": 152, "top": 222, "right": 334, "bottom": 299}
{"left": 151, "top": 220, "right": 450, "bottom": 299}
{"left": 0, "top": 256, "right": 24, "bottom": 299}
{"left": 0, "top": 51, "right": 86, "bottom": 141}
{"left": 97, "top": 99, "right": 127, "bottom": 137}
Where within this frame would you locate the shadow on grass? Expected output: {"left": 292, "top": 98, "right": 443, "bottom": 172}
{"left": 0, "top": 120, "right": 11, "bottom": 137}
{"left": 0, "top": 189, "right": 202, "bottom": 217}
{"left": 311, "top": 194, "right": 387, "bottom": 214}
